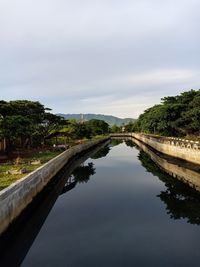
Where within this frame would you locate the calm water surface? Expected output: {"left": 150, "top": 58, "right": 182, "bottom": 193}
{"left": 7, "top": 140, "right": 200, "bottom": 266}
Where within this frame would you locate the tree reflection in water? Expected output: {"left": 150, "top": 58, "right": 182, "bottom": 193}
{"left": 138, "top": 150, "right": 200, "bottom": 225}
{"left": 110, "top": 139, "right": 123, "bottom": 147}
{"left": 73, "top": 162, "right": 95, "bottom": 183}
{"left": 60, "top": 162, "right": 96, "bottom": 194}
{"left": 125, "top": 139, "right": 137, "bottom": 148}
{"left": 91, "top": 145, "right": 110, "bottom": 159}
{"left": 61, "top": 144, "right": 111, "bottom": 194}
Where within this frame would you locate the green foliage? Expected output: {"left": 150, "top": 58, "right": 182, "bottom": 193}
{"left": 125, "top": 122, "right": 135, "bottom": 132}
{"left": 110, "top": 124, "right": 121, "bottom": 133}
{"left": 59, "top": 118, "right": 110, "bottom": 140}
{"left": 71, "top": 123, "right": 92, "bottom": 139}
{"left": 0, "top": 100, "right": 64, "bottom": 149}
{"left": 0, "top": 100, "right": 46, "bottom": 122}
{"left": 86, "top": 119, "right": 109, "bottom": 135}
{"left": 131, "top": 89, "right": 200, "bottom": 136}
{"left": 0, "top": 115, "right": 33, "bottom": 141}
{"left": 37, "top": 112, "right": 66, "bottom": 140}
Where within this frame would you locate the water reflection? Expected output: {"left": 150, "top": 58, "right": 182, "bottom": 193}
{"left": 111, "top": 137, "right": 136, "bottom": 149}
{"left": 0, "top": 141, "right": 109, "bottom": 267}
{"left": 109, "top": 138, "right": 123, "bottom": 147}
{"left": 60, "top": 176, "right": 77, "bottom": 195}
{"left": 61, "top": 162, "right": 96, "bottom": 195}
{"left": 73, "top": 162, "right": 95, "bottom": 183}
{"left": 2, "top": 138, "right": 200, "bottom": 267}
{"left": 91, "top": 145, "right": 110, "bottom": 159}
{"left": 60, "top": 145, "right": 111, "bottom": 195}
{"left": 125, "top": 139, "right": 137, "bottom": 148}
{"left": 133, "top": 138, "right": 200, "bottom": 225}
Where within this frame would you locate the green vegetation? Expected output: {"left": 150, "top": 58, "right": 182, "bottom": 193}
{"left": 0, "top": 101, "right": 112, "bottom": 152}
{"left": 110, "top": 124, "right": 122, "bottom": 133}
{"left": 0, "top": 100, "right": 66, "bottom": 150}
{"left": 86, "top": 119, "right": 109, "bottom": 135}
{"left": 0, "top": 150, "right": 61, "bottom": 190}
{"left": 56, "top": 119, "right": 110, "bottom": 142}
{"left": 127, "top": 89, "right": 200, "bottom": 137}
{"left": 0, "top": 100, "right": 111, "bottom": 189}
{"left": 1, "top": 89, "right": 199, "bottom": 189}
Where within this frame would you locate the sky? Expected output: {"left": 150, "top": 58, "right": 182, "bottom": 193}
{"left": 0, "top": 0, "right": 200, "bottom": 118}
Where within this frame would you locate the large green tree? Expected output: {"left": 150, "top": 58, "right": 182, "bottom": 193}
{"left": 0, "top": 100, "right": 63, "bottom": 150}
{"left": 131, "top": 89, "right": 200, "bottom": 137}
{"left": 86, "top": 119, "right": 109, "bottom": 135}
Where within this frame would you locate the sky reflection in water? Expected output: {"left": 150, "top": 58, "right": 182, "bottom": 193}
{"left": 19, "top": 140, "right": 200, "bottom": 267}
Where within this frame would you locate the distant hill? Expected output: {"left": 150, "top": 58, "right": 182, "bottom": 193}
{"left": 57, "top": 113, "right": 135, "bottom": 126}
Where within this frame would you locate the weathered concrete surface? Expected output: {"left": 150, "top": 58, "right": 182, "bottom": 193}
{"left": 0, "top": 138, "right": 109, "bottom": 235}
{"left": 111, "top": 133, "right": 200, "bottom": 165}
{"left": 133, "top": 138, "right": 200, "bottom": 192}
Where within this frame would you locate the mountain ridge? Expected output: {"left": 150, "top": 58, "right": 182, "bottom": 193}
{"left": 57, "top": 113, "right": 135, "bottom": 126}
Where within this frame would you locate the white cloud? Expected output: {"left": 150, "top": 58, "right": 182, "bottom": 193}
{"left": 0, "top": 0, "right": 200, "bottom": 117}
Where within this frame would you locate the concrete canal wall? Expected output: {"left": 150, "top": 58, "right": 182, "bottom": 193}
{"left": 111, "top": 133, "right": 200, "bottom": 165}
{"left": 0, "top": 138, "right": 109, "bottom": 235}
{"left": 133, "top": 138, "right": 200, "bottom": 192}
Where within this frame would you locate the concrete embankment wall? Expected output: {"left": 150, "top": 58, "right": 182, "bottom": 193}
{"left": 111, "top": 133, "right": 200, "bottom": 165}
{"left": 133, "top": 138, "right": 200, "bottom": 192}
{"left": 0, "top": 138, "right": 109, "bottom": 235}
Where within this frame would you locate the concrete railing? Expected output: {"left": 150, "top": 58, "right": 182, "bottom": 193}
{"left": 137, "top": 134, "right": 200, "bottom": 150}
{"left": 110, "top": 133, "right": 200, "bottom": 165}
{"left": 0, "top": 137, "right": 109, "bottom": 234}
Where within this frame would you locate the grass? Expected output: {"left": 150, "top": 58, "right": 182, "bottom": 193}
{"left": 0, "top": 150, "right": 61, "bottom": 191}
{"left": 0, "top": 135, "right": 108, "bottom": 191}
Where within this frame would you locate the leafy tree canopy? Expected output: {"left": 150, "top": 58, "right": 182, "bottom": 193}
{"left": 86, "top": 119, "right": 109, "bottom": 135}
{"left": 131, "top": 89, "right": 200, "bottom": 136}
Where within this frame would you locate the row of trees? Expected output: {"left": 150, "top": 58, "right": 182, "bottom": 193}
{"left": 0, "top": 100, "right": 112, "bottom": 151}
{"left": 0, "top": 100, "right": 66, "bottom": 150}
{"left": 59, "top": 118, "right": 110, "bottom": 140}
{"left": 125, "top": 89, "right": 200, "bottom": 137}
{"left": 2, "top": 89, "right": 197, "bottom": 150}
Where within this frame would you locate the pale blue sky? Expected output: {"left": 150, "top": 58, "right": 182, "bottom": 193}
{"left": 0, "top": 0, "right": 200, "bottom": 118}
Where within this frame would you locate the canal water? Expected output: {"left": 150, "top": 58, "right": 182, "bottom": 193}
{"left": 2, "top": 139, "right": 200, "bottom": 267}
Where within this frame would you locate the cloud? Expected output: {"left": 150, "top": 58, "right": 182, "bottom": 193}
{"left": 0, "top": 0, "right": 199, "bottom": 117}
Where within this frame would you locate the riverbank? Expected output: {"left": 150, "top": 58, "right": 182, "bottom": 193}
{"left": 133, "top": 137, "right": 200, "bottom": 192}
{"left": 110, "top": 133, "right": 200, "bottom": 165}
{"left": 0, "top": 150, "right": 62, "bottom": 190}
{"left": 0, "top": 136, "right": 108, "bottom": 190}
{"left": 0, "top": 137, "right": 109, "bottom": 235}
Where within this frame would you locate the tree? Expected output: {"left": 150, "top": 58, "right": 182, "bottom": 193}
{"left": 86, "top": 119, "right": 109, "bottom": 135}
{"left": 38, "top": 113, "right": 66, "bottom": 143}
{"left": 110, "top": 124, "right": 121, "bottom": 133}
{"left": 132, "top": 89, "right": 200, "bottom": 137}
{"left": 0, "top": 100, "right": 63, "bottom": 150}
{"left": 0, "top": 115, "right": 33, "bottom": 149}
{"left": 125, "top": 122, "right": 135, "bottom": 132}
{"left": 70, "top": 122, "right": 92, "bottom": 139}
